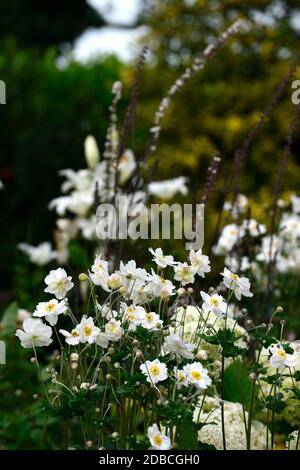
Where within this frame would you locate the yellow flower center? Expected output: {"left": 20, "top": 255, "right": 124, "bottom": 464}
{"left": 230, "top": 273, "right": 238, "bottom": 281}
{"left": 153, "top": 435, "right": 162, "bottom": 446}
{"left": 178, "top": 372, "right": 186, "bottom": 382}
{"left": 71, "top": 329, "right": 79, "bottom": 337}
{"left": 150, "top": 365, "right": 160, "bottom": 376}
{"left": 210, "top": 298, "right": 219, "bottom": 307}
{"left": 45, "top": 303, "right": 56, "bottom": 312}
{"left": 84, "top": 326, "right": 92, "bottom": 336}
{"left": 229, "top": 229, "right": 237, "bottom": 235}
{"left": 277, "top": 349, "right": 286, "bottom": 358}
{"left": 146, "top": 313, "right": 153, "bottom": 321}
{"left": 191, "top": 370, "right": 202, "bottom": 381}
{"left": 119, "top": 154, "right": 128, "bottom": 163}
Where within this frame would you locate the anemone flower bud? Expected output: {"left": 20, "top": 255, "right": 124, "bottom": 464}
{"left": 84, "top": 135, "right": 100, "bottom": 170}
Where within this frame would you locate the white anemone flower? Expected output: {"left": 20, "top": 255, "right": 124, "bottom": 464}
{"left": 147, "top": 424, "right": 171, "bottom": 450}
{"left": 200, "top": 291, "right": 227, "bottom": 317}
{"left": 121, "top": 304, "right": 146, "bottom": 331}
{"left": 141, "top": 311, "right": 162, "bottom": 330}
{"left": 77, "top": 317, "right": 100, "bottom": 344}
{"left": 149, "top": 247, "right": 176, "bottom": 268}
{"left": 221, "top": 267, "right": 253, "bottom": 300}
{"left": 189, "top": 249, "right": 211, "bottom": 277}
{"left": 173, "top": 367, "right": 189, "bottom": 388}
{"left": 33, "top": 299, "right": 68, "bottom": 326}
{"left": 140, "top": 359, "right": 168, "bottom": 384}
{"left": 164, "top": 334, "right": 195, "bottom": 359}
{"left": 105, "top": 319, "right": 123, "bottom": 342}
{"left": 59, "top": 327, "right": 81, "bottom": 346}
{"left": 183, "top": 362, "right": 212, "bottom": 390}
{"left": 174, "top": 262, "right": 196, "bottom": 286}
{"left": 44, "top": 268, "right": 74, "bottom": 299}
{"left": 16, "top": 319, "right": 53, "bottom": 348}
{"left": 269, "top": 343, "right": 297, "bottom": 369}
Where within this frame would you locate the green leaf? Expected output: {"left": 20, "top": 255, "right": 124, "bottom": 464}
{"left": 223, "top": 361, "right": 252, "bottom": 409}
{"left": 0, "top": 301, "right": 18, "bottom": 337}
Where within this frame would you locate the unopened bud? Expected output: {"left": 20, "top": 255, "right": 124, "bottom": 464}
{"left": 79, "top": 273, "right": 88, "bottom": 281}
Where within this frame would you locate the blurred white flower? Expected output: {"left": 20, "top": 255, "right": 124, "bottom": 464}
{"left": 146, "top": 270, "right": 175, "bottom": 299}
{"left": 201, "top": 291, "right": 227, "bottom": 317}
{"left": 44, "top": 268, "right": 74, "bottom": 299}
{"left": 243, "top": 218, "right": 266, "bottom": 237}
{"left": 140, "top": 359, "right": 168, "bottom": 384}
{"left": 33, "top": 299, "right": 68, "bottom": 326}
{"left": 84, "top": 135, "right": 100, "bottom": 170}
{"left": 16, "top": 319, "right": 53, "bottom": 348}
{"left": 149, "top": 247, "right": 176, "bottom": 268}
{"left": 164, "top": 334, "right": 195, "bottom": 359}
{"left": 18, "top": 242, "right": 57, "bottom": 266}
{"left": 221, "top": 267, "right": 253, "bottom": 300}
{"left": 148, "top": 176, "right": 188, "bottom": 200}
{"left": 291, "top": 194, "right": 300, "bottom": 214}
{"left": 117, "top": 149, "right": 136, "bottom": 184}
{"left": 189, "top": 249, "right": 211, "bottom": 277}
{"left": 269, "top": 343, "right": 297, "bottom": 369}
{"left": 183, "top": 362, "right": 211, "bottom": 390}
{"left": 214, "top": 224, "right": 244, "bottom": 255}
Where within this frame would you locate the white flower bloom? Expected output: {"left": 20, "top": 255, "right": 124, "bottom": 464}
{"left": 17, "top": 309, "right": 31, "bottom": 324}
{"left": 84, "top": 135, "right": 100, "bottom": 170}
{"left": 214, "top": 224, "right": 244, "bottom": 255}
{"left": 221, "top": 267, "right": 253, "bottom": 300}
{"left": 95, "top": 332, "right": 109, "bottom": 348}
{"left": 164, "top": 334, "right": 195, "bottom": 359}
{"left": 89, "top": 255, "right": 110, "bottom": 291}
{"left": 105, "top": 319, "right": 123, "bottom": 342}
{"left": 256, "top": 235, "right": 281, "bottom": 263}
{"left": 121, "top": 304, "right": 146, "bottom": 331}
{"left": 183, "top": 362, "right": 212, "bottom": 390}
{"left": 59, "top": 327, "right": 81, "bottom": 346}
{"left": 33, "top": 299, "right": 68, "bottom": 326}
{"left": 119, "top": 259, "right": 148, "bottom": 282}
{"left": 189, "top": 249, "right": 211, "bottom": 277}
{"left": 16, "top": 319, "right": 53, "bottom": 348}
{"left": 224, "top": 194, "right": 248, "bottom": 217}
{"left": 243, "top": 219, "right": 266, "bottom": 237}
{"left": 117, "top": 149, "right": 136, "bottom": 184}
{"left": 97, "top": 303, "right": 117, "bottom": 320}
{"left": 280, "top": 214, "right": 300, "bottom": 240}
{"left": 141, "top": 311, "right": 163, "bottom": 331}
{"left": 140, "top": 359, "right": 168, "bottom": 384}
{"left": 44, "top": 268, "right": 74, "bottom": 299}
{"left": 148, "top": 176, "right": 188, "bottom": 200}
{"left": 269, "top": 343, "right": 297, "bottom": 369}
{"left": 18, "top": 242, "right": 57, "bottom": 266}
{"left": 107, "top": 273, "right": 123, "bottom": 290}
{"left": 146, "top": 270, "right": 175, "bottom": 299}
{"left": 200, "top": 291, "right": 227, "bottom": 317}
{"left": 149, "top": 247, "right": 176, "bottom": 268}
{"left": 291, "top": 194, "right": 300, "bottom": 214}
{"left": 59, "top": 168, "right": 92, "bottom": 193}
{"left": 147, "top": 424, "right": 171, "bottom": 450}
{"left": 77, "top": 317, "right": 100, "bottom": 344}
{"left": 225, "top": 255, "right": 250, "bottom": 273}
{"left": 173, "top": 367, "right": 189, "bottom": 388}
{"left": 77, "top": 216, "right": 97, "bottom": 240}
{"left": 174, "top": 262, "right": 196, "bottom": 286}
